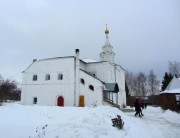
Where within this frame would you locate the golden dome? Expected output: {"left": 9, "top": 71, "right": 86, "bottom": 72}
{"left": 105, "top": 24, "right": 109, "bottom": 34}
{"left": 105, "top": 28, "right": 109, "bottom": 34}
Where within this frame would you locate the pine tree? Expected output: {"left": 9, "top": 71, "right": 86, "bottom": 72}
{"left": 161, "top": 72, "right": 173, "bottom": 91}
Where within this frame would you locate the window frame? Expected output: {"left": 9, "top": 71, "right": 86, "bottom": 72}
{"left": 45, "top": 74, "right": 50, "bottom": 80}
{"left": 58, "top": 73, "right": 63, "bottom": 80}
{"left": 80, "top": 78, "right": 85, "bottom": 85}
{"left": 89, "top": 85, "right": 94, "bottom": 91}
{"left": 33, "top": 74, "right": 38, "bottom": 81}
{"left": 33, "top": 97, "right": 37, "bottom": 104}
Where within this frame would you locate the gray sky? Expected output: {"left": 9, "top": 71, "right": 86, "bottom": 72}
{"left": 0, "top": 0, "right": 180, "bottom": 83}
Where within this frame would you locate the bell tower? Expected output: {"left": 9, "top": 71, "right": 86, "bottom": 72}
{"left": 100, "top": 25, "right": 115, "bottom": 64}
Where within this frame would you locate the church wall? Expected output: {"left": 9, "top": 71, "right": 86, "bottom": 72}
{"left": 114, "top": 66, "right": 126, "bottom": 107}
{"left": 79, "top": 70, "right": 103, "bottom": 107}
{"left": 84, "top": 62, "right": 106, "bottom": 82}
{"left": 21, "top": 57, "right": 75, "bottom": 106}
{"left": 85, "top": 62, "right": 119, "bottom": 83}
{"left": 83, "top": 62, "right": 126, "bottom": 107}
{"left": 22, "top": 84, "right": 74, "bottom": 106}
{"left": 79, "top": 61, "right": 87, "bottom": 71}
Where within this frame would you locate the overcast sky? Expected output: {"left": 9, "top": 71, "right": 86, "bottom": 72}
{"left": 0, "top": 0, "right": 180, "bottom": 83}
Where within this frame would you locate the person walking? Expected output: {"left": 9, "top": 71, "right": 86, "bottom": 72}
{"left": 144, "top": 102, "right": 147, "bottom": 109}
{"left": 134, "top": 98, "right": 141, "bottom": 117}
{"left": 138, "top": 98, "right": 144, "bottom": 116}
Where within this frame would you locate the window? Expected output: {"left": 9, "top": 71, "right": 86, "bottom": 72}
{"left": 58, "top": 74, "right": 63, "bottom": 80}
{"left": 33, "top": 97, "right": 37, "bottom": 104}
{"left": 80, "top": 78, "right": 85, "bottom": 85}
{"left": 33, "top": 75, "right": 38, "bottom": 81}
{"left": 89, "top": 85, "right": 94, "bottom": 91}
{"left": 45, "top": 74, "right": 50, "bottom": 80}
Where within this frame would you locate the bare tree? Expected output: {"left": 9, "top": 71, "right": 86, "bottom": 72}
{"left": 0, "top": 75, "right": 3, "bottom": 83}
{"left": 147, "top": 70, "right": 160, "bottom": 95}
{"left": 137, "top": 72, "right": 147, "bottom": 97}
{"left": 125, "top": 71, "right": 138, "bottom": 96}
{"left": 126, "top": 70, "right": 160, "bottom": 97}
{"left": 168, "top": 61, "right": 180, "bottom": 77}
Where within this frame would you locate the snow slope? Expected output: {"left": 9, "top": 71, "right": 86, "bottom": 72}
{"left": 0, "top": 103, "right": 180, "bottom": 138}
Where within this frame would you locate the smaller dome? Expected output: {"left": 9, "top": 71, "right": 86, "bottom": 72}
{"left": 105, "top": 28, "right": 109, "bottom": 34}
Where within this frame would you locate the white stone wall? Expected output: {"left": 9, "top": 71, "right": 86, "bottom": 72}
{"left": 22, "top": 85, "right": 74, "bottom": 106}
{"left": 80, "top": 61, "right": 126, "bottom": 107}
{"left": 21, "top": 57, "right": 75, "bottom": 106}
{"left": 79, "top": 70, "right": 103, "bottom": 107}
{"left": 21, "top": 56, "right": 126, "bottom": 107}
{"left": 115, "top": 65, "right": 126, "bottom": 107}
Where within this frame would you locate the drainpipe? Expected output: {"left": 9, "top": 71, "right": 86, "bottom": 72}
{"left": 75, "top": 49, "right": 80, "bottom": 106}
{"left": 114, "top": 65, "right": 117, "bottom": 83}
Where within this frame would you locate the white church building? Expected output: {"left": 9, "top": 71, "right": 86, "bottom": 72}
{"left": 21, "top": 27, "right": 126, "bottom": 108}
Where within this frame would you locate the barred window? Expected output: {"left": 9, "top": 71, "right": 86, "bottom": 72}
{"left": 45, "top": 74, "right": 50, "bottom": 80}
{"left": 58, "top": 74, "right": 63, "bottom": 80}
{"left": 33, "top": 75, "right": 38, "bottom": 81}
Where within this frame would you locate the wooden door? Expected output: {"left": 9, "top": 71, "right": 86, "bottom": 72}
{"left": 57, "top": 96, "right": 64, "bottom": 106}
{"left": 79, "top": 95, "right": 84, "bottom": 107}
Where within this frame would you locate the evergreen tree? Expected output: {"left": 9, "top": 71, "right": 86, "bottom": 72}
{"left": 161, "top": 72, "right": 173, "bottom": 91}
{"left": 125, "top": 81, "right": 130, "bottom": 97}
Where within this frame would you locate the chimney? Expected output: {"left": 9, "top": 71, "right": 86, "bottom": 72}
{"left": 74, "top": 49, "right": 80, "bottom": 106}
{"left": 75, "top": 49, "right": 79, "bottom": 58}
{"left": 33, "top": 59, "right": 37, "bottom": 62}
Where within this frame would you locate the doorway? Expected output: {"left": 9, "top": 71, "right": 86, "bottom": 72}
{"left": 79, "top": 95, "right": 84, "bottom": 107}
{"left": 57, "top": 96, "right": 64, "bottom": 106}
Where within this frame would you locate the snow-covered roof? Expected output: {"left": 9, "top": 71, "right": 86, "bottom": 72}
{"left": 166, "top": 77, "right": 180, "bottom": 91}
{"left": 104, "top": 83, "right": 119, "bottom": 93}
{"left": 160, "top": 77, "right": 180, "bottom": 94}
{"left": 160, "top": 88, "right": 180, "bottom": 94}
{"left": 82, "top": 58, "right": 98, "bottom": 63}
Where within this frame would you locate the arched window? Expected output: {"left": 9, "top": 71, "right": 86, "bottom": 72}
{"left": 89, "top": 85, "right": 94, "bottom": 91}
{"left": 80, "top": 78, "right": 85, "bottom": 85}
{"left": 33, "top": 75, "right": 38, "bottom": 81}
{"left": 45, "top": 74, "right": 50, "bottom": 80}
{"left": 58, "top": 74, "right": 63, "bottom": 80}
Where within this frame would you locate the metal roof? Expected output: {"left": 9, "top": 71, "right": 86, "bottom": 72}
{"left": 104, "top": 83, "right": 119, "bottom": 93}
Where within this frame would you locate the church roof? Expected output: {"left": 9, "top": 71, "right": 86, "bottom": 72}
{"left": 22, "top": 56, "right": 75, "bottom": 73}
{"left": 80, "top": 69, "right": 104, "bottom": 84}
{"left": 82, "top": 58, "right": 98, "bottom": 63}
{"left": 104, "top": 83, "right": 119, "bottom": 93}
{"left": 39, "top": 56, "right": 74, "bottom": 61}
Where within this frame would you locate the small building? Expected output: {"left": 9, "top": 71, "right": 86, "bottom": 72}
{"left": 160, "top": 77, "right": 180, "bottom": 111}
{"left": 21, "top": 27, "right": 126, "bottom": 107}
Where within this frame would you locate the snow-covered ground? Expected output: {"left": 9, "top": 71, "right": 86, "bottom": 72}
{"left": 0, "top": 103, "right": 180, "bottom": 138}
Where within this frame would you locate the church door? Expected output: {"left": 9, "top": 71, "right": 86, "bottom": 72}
{"left": 79, "top": 95, "right": 84, "bottom": 107}
{"left": 57, "top": 96, "right": 64, "bottom": 106}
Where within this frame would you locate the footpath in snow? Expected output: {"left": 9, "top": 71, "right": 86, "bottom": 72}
{"left": 124, "top": 106, "right": 180, "bottom": 138}
{"left": 0, "top": 103, "right": 180, "bottom": 138}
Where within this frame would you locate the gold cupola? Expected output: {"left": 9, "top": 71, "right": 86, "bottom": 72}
{"left": 105, "top": 24, "right": 109, "bottom": 34}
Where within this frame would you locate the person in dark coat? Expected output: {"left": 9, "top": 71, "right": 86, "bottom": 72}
{"left": 134, "top": 98, "right": 141, "bottom": 117}
{"left": 138, "top": 99, "right": 144, "bottom": 116}
{"left": 144, "top": 103, "right": 147, "bottom": 109}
